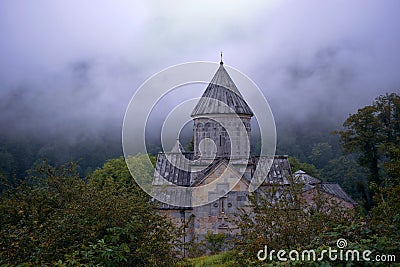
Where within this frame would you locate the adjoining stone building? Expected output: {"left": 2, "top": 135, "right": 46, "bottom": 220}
{"left": 153, "top": 60, "right": 356, "bottom": 244}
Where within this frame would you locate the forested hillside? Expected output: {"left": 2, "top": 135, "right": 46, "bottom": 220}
{"left": 0, "top": 103, "right": 368, "bottom": 203}
{"left": 0, "top": 92, "right": 399, "bottom": 266}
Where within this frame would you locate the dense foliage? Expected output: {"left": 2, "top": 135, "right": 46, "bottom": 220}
{"left": 0, "top": 92, "right": 398, "bottom": 266}
{"left": 0, "top": 157, "right": 178, "bottom": 266}
{"left": 234, "top": 92, "right": 400, "bottom": 266}
{"left": 235, "top": 178, "right": 353, "bottom": 265}
{"left": 337, "top": 93, "right": 400, "bottom": 209}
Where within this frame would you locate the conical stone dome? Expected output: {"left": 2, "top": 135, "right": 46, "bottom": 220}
{"left": 191, "top": 62, "right": 253, "bottom": 117}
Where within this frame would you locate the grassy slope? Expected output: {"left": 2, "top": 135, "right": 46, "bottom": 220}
{"left": 179, "top": 252, "right": 239, "bottom": 267}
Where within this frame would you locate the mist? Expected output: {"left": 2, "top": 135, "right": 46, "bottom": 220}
{"left": 1, "top": 0, "right": 399, "bottom": 147}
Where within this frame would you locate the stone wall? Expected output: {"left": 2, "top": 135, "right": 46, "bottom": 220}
{"left": 193, "top": 115, "right": 251, "bottom": 159}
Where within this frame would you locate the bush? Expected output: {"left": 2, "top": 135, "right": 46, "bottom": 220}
{"left": 0, "top": 157, "right": 179, "bottom": 266}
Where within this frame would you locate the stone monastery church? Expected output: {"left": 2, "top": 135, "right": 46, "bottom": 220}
{"left": 153, "top": 59, "right": 356, "bottom": 242}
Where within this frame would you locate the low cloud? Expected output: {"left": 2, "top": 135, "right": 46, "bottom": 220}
{"left": 0, "top": 0, "right": 399, "bottom": 142}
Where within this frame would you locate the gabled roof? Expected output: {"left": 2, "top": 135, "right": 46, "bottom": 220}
{"left": 253, "top": 155, "right": 292, "bottom": 185}
{"left": 153, "top": 152, "right": 193, "bottom": 187}
{"left": 153, "top": 153, "right": 357, "bottom": 209}
{"left": 302, "top": 182, "right": 357, "bottom": 205}
{"left": 295, "top": 170, "right": 356, "bottom": 205}
{"left": 319, "top": 183, "right": 357, "bottom": 205}
{"left": 190, "top": 158, "right": 225, "bottom": 186}
{"left": 191, "top": 62, "right": 253, "bottom": 116}
{"left": 154, "top": 154, "right": 293, "bottom": 189}
{"left": 190, "top": 158, "right": 249, "bottom": 187}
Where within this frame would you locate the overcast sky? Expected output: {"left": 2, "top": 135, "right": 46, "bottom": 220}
{"left": 0, "top": 0, "right": 399, "bottom": 141}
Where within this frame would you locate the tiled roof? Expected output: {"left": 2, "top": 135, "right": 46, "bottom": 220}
{"left": 154, "top": 153, "right": 292, "bottom": 188}
{"left": 258, "top": 155, "right": 292, "bottom": 185}
{"left": 319, "top": 183, "right": 357, "bottom": 205}
{"left": 302, "top": 182, "right": 357, "bottom": 205}
{"left": 153, "top": 152, "right": 193, "bottom": 186}
{"left": 191, "top": 62, "right": 253, "bottom": 116}
{"left": 154, "top": 187, "right": 192, "bottom": 210}
{"left": 153, "top": 153, "right": 357, "bottom": 208}
{"left": 296, "top": 170, "right": 356, "bottom": 205}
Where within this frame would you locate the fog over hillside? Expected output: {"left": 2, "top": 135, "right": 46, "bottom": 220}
{"left": 0, "top": 0, "right": 399, "bottom": 147}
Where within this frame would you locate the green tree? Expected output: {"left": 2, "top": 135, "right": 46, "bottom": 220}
{"left": 308, "top": 142, "right": 333, "bottom": 169}
{"left": 0, "top": 157, "right": 178, "bottom": 266}
{"left": 337, "top": 93, "right": 400, "bottom": 210}
{"left": 337, "top": 93, "right": 400, "bottom": 186}
{"left": 0, "top": 150, "right": 15, "bottom": 179}
{"left": 204, "top": 231, "right": 226, "bottom": 255}
{"left": 383, "top": 145, "right": 400, "bottom": 184}
{"left": 186, "top": 136, "right": 194, "bottom": 152}
{"left": 322, "top": 155, "right": 368, "bottom": 205}
{"left": 289, "top": 157, "right": 320, "bottom": 178}
{"left": 235, "top": 178, "right": 352, "bottom": 265}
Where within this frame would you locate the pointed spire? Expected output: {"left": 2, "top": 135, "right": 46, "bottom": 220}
{"left": 191, "top": 58, "right": 253, "bottom": 117}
